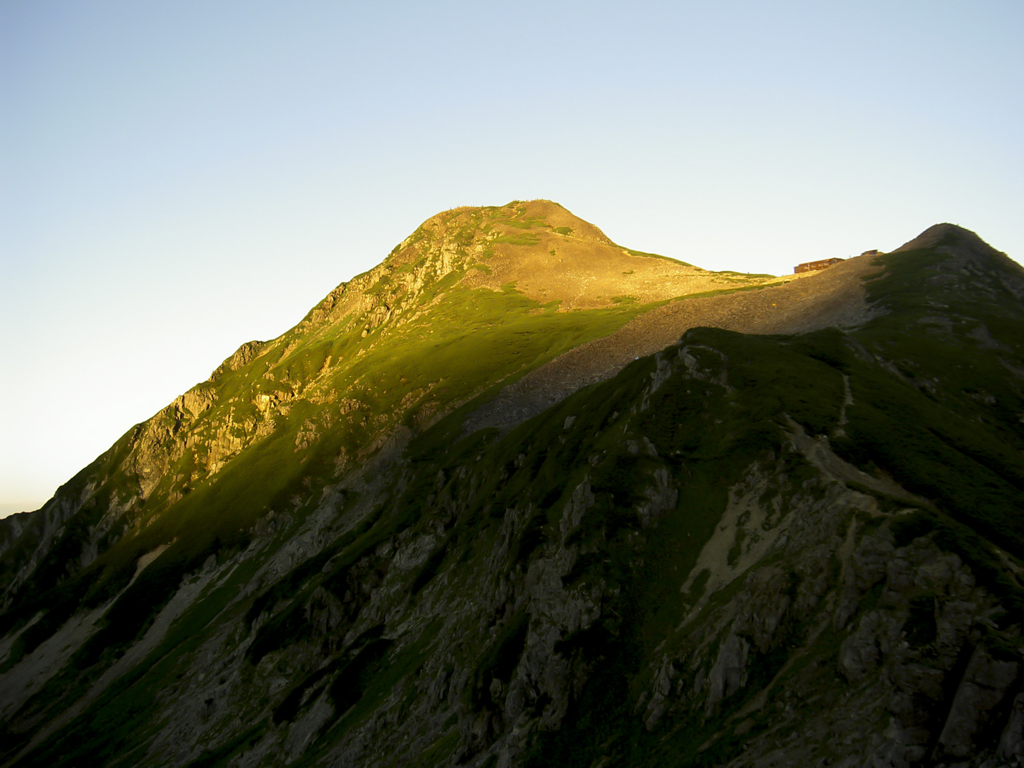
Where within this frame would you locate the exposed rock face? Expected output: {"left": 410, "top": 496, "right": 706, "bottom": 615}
{"left": 210, "top": 340, "right": 266, "bottom": 381}
{"left": 936, "top": 646, "right": 1020, "bottom": 761}
{"left": 1, "top": 213, "right": 1023, "bottom": 768}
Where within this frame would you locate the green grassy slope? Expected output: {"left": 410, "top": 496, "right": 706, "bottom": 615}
{"left": 3, "top": 222, "right": 1022, "bottom": 768}
{"left": 0, "top": 204, "right": 666, "bottom": 661}
{"left": 0, "top": 201, "right": 785, "bottom": 701}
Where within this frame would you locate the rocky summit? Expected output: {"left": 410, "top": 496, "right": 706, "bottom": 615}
{"left": 2, "top": 203, "right": 1024, "bottom": 768}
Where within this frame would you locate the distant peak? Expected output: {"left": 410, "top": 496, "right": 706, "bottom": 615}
{"left": 894, "top": 223, "right": 998, "bottom": 255}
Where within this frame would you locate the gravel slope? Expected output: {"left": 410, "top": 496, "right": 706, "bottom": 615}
{"left": 464, "top": 253, "right": 882, "bottom": 432}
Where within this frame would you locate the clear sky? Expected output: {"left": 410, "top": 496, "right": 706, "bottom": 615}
{"left": 2, "top": 0, "right": 1022, "bottom": 516}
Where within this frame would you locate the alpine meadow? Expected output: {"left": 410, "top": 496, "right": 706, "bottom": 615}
{"left": 3, "top": 200, "right": 1024, "bottom": 768}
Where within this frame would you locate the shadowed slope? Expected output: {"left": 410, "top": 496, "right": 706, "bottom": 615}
{"left": 2, "top": 216, "right": 1022, "bottom": 768}
{"left": 0, "top": 200, "right": 784, "bottom": 659}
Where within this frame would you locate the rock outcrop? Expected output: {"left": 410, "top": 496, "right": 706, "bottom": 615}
{"left": 1, "top": 213, "right": 1022, "bottom": 768}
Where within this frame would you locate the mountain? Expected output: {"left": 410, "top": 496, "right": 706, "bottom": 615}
{"left": 2, "top": 204, "right": 1024, "bottom": 768}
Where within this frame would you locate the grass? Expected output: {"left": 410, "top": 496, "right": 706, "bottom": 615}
{"left": 516, "top": 235, "right": 1024, "bottom": 766}
{"left": 623, "top": 248, "right": 692, "bottom": 266}
{"left": 7, "top": 212, "right": 1024, "bottom": 768}
{"left": 0, "top": 196, "right": 689, "bottom": 661}
{"left": 492, "top": 234, "right": 541, "bottom": 246}
{"left": 672, "top": 283, "right": 781, "bottom": 301}
{"left": 6, "top": 271, "right": 660, "bottom": 674}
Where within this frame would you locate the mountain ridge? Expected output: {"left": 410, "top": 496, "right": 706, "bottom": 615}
{"left": 2, "top": 208, "right": 1023, "bottom": 768}
{"left": 0, "top": 199, "right": 791, "bottom": 647}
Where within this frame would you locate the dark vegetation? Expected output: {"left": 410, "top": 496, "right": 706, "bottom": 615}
{"left": 2, "top": 220, "right": 1024, "bottom": 767}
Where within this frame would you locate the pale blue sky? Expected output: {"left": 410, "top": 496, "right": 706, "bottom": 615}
{"left": 2, "top": 1, "right": 1022, "bottom": 514}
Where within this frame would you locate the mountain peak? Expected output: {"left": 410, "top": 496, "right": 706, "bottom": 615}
{"left": 2, "top": 212, "right": 1023, "bottom": 768}
{"left": 411, "top": 199, "right": 614, "bottom": 247}
{"left": 298, "top": 201, "right": 792, "bottom": 334}
{"left": 894, "top": 222, "right": 1000, "bottom": 255}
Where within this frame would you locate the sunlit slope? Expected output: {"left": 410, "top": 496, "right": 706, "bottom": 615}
{"left": 3, "top": 223, "right": 1022, "bottom": 768}
{"left": 0, "top": 201, "right": 785, "bottom": 666}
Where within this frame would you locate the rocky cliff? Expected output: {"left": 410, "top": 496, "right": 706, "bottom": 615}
{"left": 1, "top": 210, "right": 1023, "bottom": 768}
